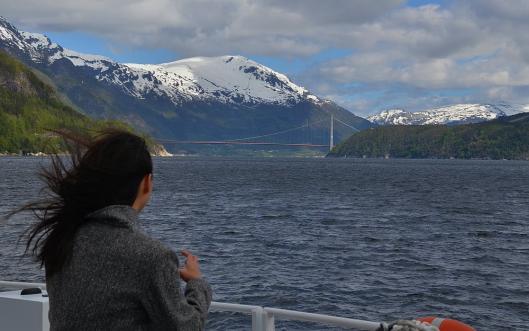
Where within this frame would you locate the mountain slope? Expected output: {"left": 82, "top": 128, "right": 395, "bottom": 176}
{"left": 0, "top": 50, "right": 127, "bottom": 154}
{"left": 368, "top": 104, "right": 528, "bottom": 126}
{"left": 329, "top": 113, "right": 529, "bottom": 160}
{"left": 124, "top": 55, "right": 320, "bottom": 106}
{"left": 0, "top": 17, "right": 372, "bottom": 152}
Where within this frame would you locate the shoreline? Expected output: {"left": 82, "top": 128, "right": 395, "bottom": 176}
{"left": 2, "top": 153, "right": 528, "bottom": 161}
{"left": 326, "top": 155, "right": 529, "bottom": 161}
{"left": 0, "top": 152, "right": 175, "bottom": 157}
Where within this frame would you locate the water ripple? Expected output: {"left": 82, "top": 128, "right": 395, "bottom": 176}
{"left": 1, "top": 157, "right": 528, "bottom": 330}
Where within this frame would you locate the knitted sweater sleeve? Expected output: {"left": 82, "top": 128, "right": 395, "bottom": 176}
{"left": 142, "top": 249, "right": 213, "bottom": 330}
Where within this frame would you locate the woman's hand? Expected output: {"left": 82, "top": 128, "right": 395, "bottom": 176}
{"left": 179, "top": 250, "right": 202, "bottom": 282}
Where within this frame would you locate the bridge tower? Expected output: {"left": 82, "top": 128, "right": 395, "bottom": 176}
{"left": 329, "top": 114, "right": 334, "bottom": 151}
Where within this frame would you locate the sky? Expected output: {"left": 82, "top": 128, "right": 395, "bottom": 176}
{"left": 2, "top": 0, "right": 529, "bottom": 117}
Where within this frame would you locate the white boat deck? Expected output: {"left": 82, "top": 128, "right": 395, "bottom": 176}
{"left": 0, "top": 280, "right": 384, "bottom": 331}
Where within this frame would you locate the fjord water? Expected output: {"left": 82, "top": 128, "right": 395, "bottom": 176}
{"left": 1, "top": 157, "right": 528, "bottom": 330}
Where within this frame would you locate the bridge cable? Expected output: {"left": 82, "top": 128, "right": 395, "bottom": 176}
{"left": 227, "top": 118, "right": 328, "bottom": 142}
{"left": 333, "top": 117, "right": 361, "bottom": 132}
{"left": 154, "top": 116, "right": 358, "bottom": 145}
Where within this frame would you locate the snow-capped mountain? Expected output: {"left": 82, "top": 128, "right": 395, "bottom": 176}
{"left": 0, "top": 17, "right": 320, "bottom": 107}
{"left": 0, "top": 17, "right": 371, "bottom": 148}
{"left": 124, "top": 56, "right": 322, "bottom": 106}
{"left": 368, "top": 104, "right": 529, "bottom": 126}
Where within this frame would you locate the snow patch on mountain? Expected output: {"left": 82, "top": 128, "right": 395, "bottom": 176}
{"left": 0, "top": 22, "right": 42, "bottom": 61}
{"left": 368, "top": 109, "right": 409, "bottom": 125}
{"left": 59, "top": 49, "right": 112, "bottom": 71}
{"left": 0, "top": 25, "right": 20, "bottom": 45}
{"left": 20, "top": 31, "right": 57, "bottom": 50}
{"left": 368, "top": 104, "right": 529, "bottom": 126}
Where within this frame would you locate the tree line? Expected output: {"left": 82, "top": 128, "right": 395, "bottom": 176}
{"left": 329, "top": 114, "right": 529, "bottom": 160}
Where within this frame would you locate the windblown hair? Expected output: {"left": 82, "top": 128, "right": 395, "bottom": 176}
{"left": 10, "top": 129, "right": 153, "bottom": 276}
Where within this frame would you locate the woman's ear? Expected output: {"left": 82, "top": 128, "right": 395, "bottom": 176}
{"left": 148, "top": 173, "right": 153, "bottom": 192}
{"left": 132, "top": 174, "right": 153, "bottom": 211}
{"left": 143, "top": 173, "right": 153, "bottom": 194}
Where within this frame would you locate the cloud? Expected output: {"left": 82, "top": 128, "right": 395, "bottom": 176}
{"left": 1, "top": 0, "right": 404, "bottom": 57}
{"left": 301, "top": 2, "right": 529, "bottom": 114}
{"left": 2, "top": 0, "right": 529, "bottom": 115}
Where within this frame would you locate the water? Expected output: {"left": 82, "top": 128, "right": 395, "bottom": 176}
{"left": 1, "top": 157, "right": 528, "bottom": 330}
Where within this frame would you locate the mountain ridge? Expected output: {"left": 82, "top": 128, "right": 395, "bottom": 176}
{"left": 124, "top": 55, "right": 323, "bottom": 106}
{"left": 368, "top": 103, "right": 529, "bottom": 126}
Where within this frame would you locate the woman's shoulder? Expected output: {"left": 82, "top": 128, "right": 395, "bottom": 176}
{"left": 131, "top": 230, "right": 178, "bottom": 262}
{"left": 76, "top": 219, "right": 179, "bottom": 268}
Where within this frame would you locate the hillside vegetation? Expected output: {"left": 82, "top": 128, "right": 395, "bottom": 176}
{"left": 0, "top": 51, "right": 129, "bottom": 154}
{"left": 328, "top": 113, "right": 529, "bottom": 160}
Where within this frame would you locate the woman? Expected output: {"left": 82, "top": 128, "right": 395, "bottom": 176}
{"left": 14, "top": 129, "right": 212, "bottom": 330}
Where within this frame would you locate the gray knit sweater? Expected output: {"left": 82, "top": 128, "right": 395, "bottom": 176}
{"left": 46, "top": 205, "right": 212, "bottom": 331}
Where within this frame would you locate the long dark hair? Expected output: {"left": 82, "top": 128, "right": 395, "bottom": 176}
{"left": 10, "top": 128, "right": 153, "bottom": 276}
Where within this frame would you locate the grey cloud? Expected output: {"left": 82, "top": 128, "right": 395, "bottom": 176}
{"left": 1, "top": 0, "right": 403, "bottom": 57}
{"left": 265, "top": 0, "right": 404, "bottom": 24}
{"left": 464, "top": 0, "right": 529, "bottom": 23}
{"left": 291, "top": 2, "right": 529, "bottom": 114}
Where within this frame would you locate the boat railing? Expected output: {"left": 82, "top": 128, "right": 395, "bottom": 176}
{"left": 0, "top": 280, "right": 384, "bottom": 331}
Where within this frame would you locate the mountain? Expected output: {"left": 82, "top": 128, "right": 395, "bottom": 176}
{"left": 368, "top": 104, "right": 528, "bottom": 126}
{"left": 124, "top": 56, "right": 320, "bottom": 107}
{"left": 328, "top": 113, "right": 529, "bottom": 160}
{"left": 0, "top": 50, "right": 130, "bottom": 154}
{"left": 0, "top": 17, "right": 372, "bottom": 153}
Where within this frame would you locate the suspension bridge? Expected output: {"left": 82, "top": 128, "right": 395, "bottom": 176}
{"left": 156, "top": 115, "right": 360, "bottom": 151}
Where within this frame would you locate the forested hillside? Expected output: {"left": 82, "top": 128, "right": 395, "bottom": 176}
{"left": 0, "top": 51, "right": 128, "bottom": 154}
{"left": 329, "top": 113, "right": 529, "bottom": 160}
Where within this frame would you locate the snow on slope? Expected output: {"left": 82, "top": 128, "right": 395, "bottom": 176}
{"left": 368, "top": 109, "right": 409, "bottom": 125}
{"left": 124, "top": 56, "right": 320, "bottom": 105}
{"left": 368, "top": 104, "right": 529, "bottom": 126}
{"left": 0, "top": 17, "right": 321, "bottom": 107}
{"left": 0, "top": 18, "right": 112, "bottom": 69}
